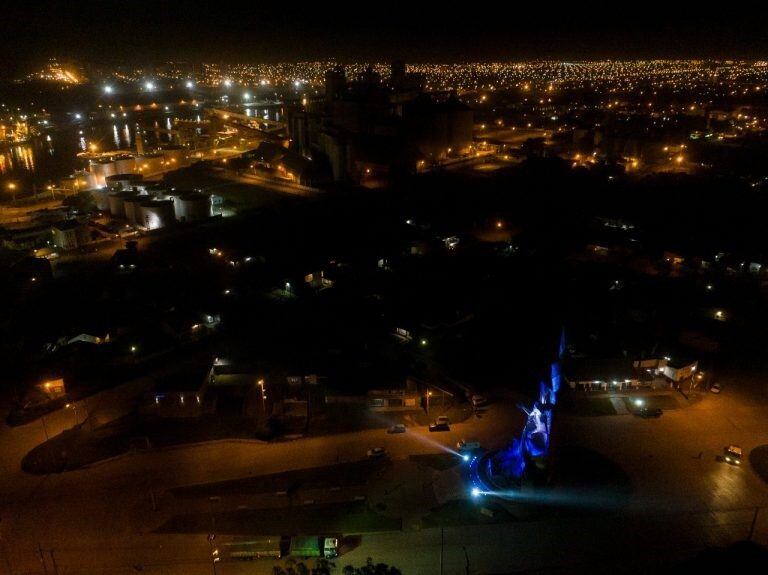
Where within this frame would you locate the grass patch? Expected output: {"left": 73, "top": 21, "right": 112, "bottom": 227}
{"left": 421, "top": 499, "right": 517, "bottom": 528}
{"left": 156, "top": 501, "right": 401, "bottom": 535}
{"left": 569, "top": 397, "right": 617, "bottom": 417}
{"left": 171, "top": 459, "right": 388, "bottom": 498}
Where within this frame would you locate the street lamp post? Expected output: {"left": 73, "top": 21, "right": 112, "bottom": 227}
{"left": 66, "top": 403, "right": 79, "bottom": 426}
{"left": 257, "top": 379, "right": 266, "bottom": 414}
{"left": 40, "top": 415, "right": 49, "bottom": 441}
{"left": 7, "top": 182, "right": 16, "bottom": 203}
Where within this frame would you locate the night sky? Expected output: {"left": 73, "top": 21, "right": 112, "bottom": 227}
{"left": 4, "top": 1, "right": 768, "bottom": 73}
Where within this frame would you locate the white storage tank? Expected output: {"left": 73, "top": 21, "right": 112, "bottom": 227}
{"left": 123, "top": 193, "right": 153, "bottom": 226}
{"left": 89, "top": 187, "right": 110, "bottom": 211}
{"left": 112, "top": 154, "right": 136, "bottom": 175}
{"left": 174, "top": 192, "right": 212, "bottom": 222}
{"left": 106, "top": 173, "right": 144, "bottom": 192}
{"left": 140, "top": 200, "right": 175, "bottom": 230}
{"left": 90, "top": 158, "right": 117, "bottom": 186}
{"left": 108, "top": 191, "right": 140, "bottom": 217}
{"left": 143, "top": 182, "right": 168, "bottom": 196}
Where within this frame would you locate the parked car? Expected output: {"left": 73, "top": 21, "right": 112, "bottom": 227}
{"left": 723, "top": 445, "right": 742, "bottom": 465}
{"left": 429, "top": 422, "right": 450, "bottom": 432}
{"left": 710, "top": 383, "right": 722, "bottom": 394}
{"left": 435, "top": 415, "right": 450, "bottom": 425}
{"left": 367, "top": 447, "right": 387, "bottom": 458}
{"left": 457, "top": 439, "right": 481, "bottom": 453}
{"left": 387, "top": 424, "right": 406, "bottom": 434}
{"left": 471, "top": 395, "right": 487, "bottom": 408}
{"left": 636, "top": 407, "right": 663, "bottom": 418}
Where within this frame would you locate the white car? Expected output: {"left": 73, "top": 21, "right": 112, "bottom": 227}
{"left": 710, "top": 383, "right": 722, "bottom": 394}
{"left": 471, "top": 395, "right": 487, "bottom": 407}
{"left": 367, "top": 447, "right": 386, "bottom": 459}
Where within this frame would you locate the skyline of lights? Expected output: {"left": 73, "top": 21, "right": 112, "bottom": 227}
{"left": 24, "top": 60, "right": 768, "bottom": 94}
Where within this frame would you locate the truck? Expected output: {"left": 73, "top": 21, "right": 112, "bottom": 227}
{"left": 221, "top": 536, "right": 284, "bottom": 560}
{"left": 288, "top": 536, "right": 339, "bottom": 559}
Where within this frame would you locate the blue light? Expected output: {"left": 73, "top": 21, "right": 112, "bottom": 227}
{"left": 462, "top": 454, "right": 469, "bottom": 462}
{"left": 471, "top": 487, "right": 481, "bottom": 498}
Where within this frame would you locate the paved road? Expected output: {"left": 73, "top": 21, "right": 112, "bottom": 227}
{"left": 1, "top": 378, "right": 768, "bottom": 574}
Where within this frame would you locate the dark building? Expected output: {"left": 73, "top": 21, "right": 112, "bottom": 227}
{"left": 287, "top": 62, "right": 474, "bottom": 184}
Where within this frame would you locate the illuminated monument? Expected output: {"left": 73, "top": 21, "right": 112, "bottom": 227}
{"left": 470, "top": 330, "right": 565, "bottom": 495}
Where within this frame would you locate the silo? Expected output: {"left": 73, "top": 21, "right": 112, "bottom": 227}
{"left": 108, "top": 191, "right": 140, "bottom": 217}
{"left": 106, "top": 173, "right": 144, "bottom": 192}
{"left": 143, "top": 182, "right": 168, "bottom": 197}
{"left": 174, "top": 192, "right": 212, "bottom": 222}
{"left": 90, "top": 158, "right": 117, "bottom": 186}
{"left": 89, "top": 187, "right": 110, "bottom": 211}
{"left": 113, "top": 154, "right": 136, "bottom": 174}
{"left": 140, "top": 200, "right": 175, "bottom": 230}
{"left": 123, "top": 194, "right": 153, "bottom": 226}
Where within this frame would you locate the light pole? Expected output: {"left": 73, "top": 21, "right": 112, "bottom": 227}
{"left": 6, "top": 182, "right": 16, "bottom": 203}
{"left": 257, "top": 379, "right": 266, "bottom": 414}
{"left": 65, "top": 403, "right": 79, "bottom": 426}
{"left": 40, "top": 414, "right": 49, "bottom": 441}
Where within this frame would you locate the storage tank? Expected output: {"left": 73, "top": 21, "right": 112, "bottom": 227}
{"left": 140, "top": 200, "right": 175, "bottom": 230}
{"left": 89, "top": 187, "right": 110, "bottom": 211}
{"left": 135, "top": 153, "right": 165, "bottom": 175}
{"left": 106, "top": 173, "right": 144, "bottom": 192}
{"left": 123, "top": 193, "right": 154, "bottom": 226}
{"left": 174, "top": 192, "right": 212, "bottom": 222}
{"left": 143, "top": 182, "right": 169, "bottom": 197}
{"left": 114, "top": 154, "right": 136, "bottom": 174}
{"left": 90, "top": 158, "right": 117, "bottom": 186}
{"left": 108, "top": 191, "right": 140, "bottom": 217}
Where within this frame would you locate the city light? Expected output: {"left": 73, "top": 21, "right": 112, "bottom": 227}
{"left": 144, "top": 81, "right": 155, "bottom": 91}
{"left": 185, "top": 80, "right": 194, "bottom": 88}
{"left": 103, "top": 85, "right": 113, "bottom": 94}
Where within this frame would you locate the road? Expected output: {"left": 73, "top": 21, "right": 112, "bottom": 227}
{"left": 1, "top": 377, "right": 768, "bottom": 574}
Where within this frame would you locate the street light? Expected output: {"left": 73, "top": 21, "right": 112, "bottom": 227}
{"left": 257, "top": 379, "right": 266, "bottom": 413}
{"left": 7, "top": 182, "right": 16, "bottom": 202}
{"left": 103, "top": 85, "right": 113, "bottom": 94}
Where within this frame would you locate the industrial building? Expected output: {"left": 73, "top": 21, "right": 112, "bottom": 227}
{"left": 51, "top": 220, "right": 90, "bottom": 251}
{"left": 286, "top": 62, "right": 474, "bottom": 183}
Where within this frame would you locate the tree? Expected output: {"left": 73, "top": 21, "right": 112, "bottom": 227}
{"left": 341, "top": 558, "right": 401, "bottom": 575}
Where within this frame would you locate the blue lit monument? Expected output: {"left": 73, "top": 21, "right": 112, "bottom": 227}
{"left": 470, "top": 330, "right": 565, "bottom": 496}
